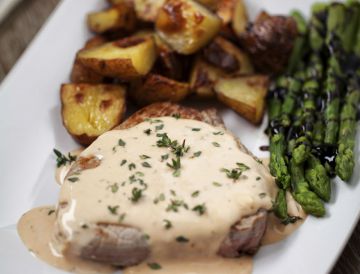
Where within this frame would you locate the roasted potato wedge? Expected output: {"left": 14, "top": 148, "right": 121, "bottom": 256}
{"left": 70, "top": 36, "right": 108, "bottom": 83}
{"left": 232, "top": 0, "right": 248, "bottom": 36}
{"left": 131, "top": 74, "right": 190, "bottom": 105}
{"left": 190, "top": 57, "right": 225, "bottom": 98}
{"left": 156, "top": 0, "right": 221, "bottom": 55}
{"left": 203, "top": 36, "right": 253, "bottom": 74}
{"left": 195, "top": 0, "right": 218, "bottom": 10}
{"left": 214, "top": 75, "right": 269, "bottom": 124}
{"left": 134, "top": 0, "right": 165, "bottom": 22}
{"left": 216, "top": 0, "right": 237, "bottom": 25}
{"left": 61, "top": 84, "right": 126, "bottom": 145}
{"left": 87, "top": 3, "right": 136, "bottom": 34}
{"left": 77, "top": 36, "right": 157, "bottom": 79}
{"left": 240, "top": 12, "right": 298, "bottom": 74}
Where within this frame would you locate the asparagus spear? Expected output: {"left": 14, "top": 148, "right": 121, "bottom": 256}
{"left": 290, "top": 158, "right": 326, "bottom": 217}
{"left": 334, "top": 0, "right": 360, "bottom": 181}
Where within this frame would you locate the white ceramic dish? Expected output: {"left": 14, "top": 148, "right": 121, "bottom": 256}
{"left": 0, "top": 0, "right": 359, "bottom": 273}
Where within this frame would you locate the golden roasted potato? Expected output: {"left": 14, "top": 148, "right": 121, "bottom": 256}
{"left": 240, "top": 12, "right": 298, "bottom": 74}
{"left": 232, "top": 0, "right": 248, "bottom": 36}
{"left": 61, "top": 84, "right": 126, "bottom": 146}
{"left": 131, "top": 74, "right": 190, "bottom": 106}
{"left": 190, "top": 57, "right": 224, "bottom": 98}
{"left": 87, "top": 3, "right": 136, "bottom": 34}
{"left": 70, "top": 36, "right": 108, "bottom": 83}
{"left": 216, "top": 0, "right": 237, "bottom": 25}
{"left": 107, "top": 0, "right": 134, "bottom": 5}
{"left": 77, "top": 36, "right": 157, "bottom": 79}
{"left": 156, "top": 0, "right": 221, "bottom": 55}
{"left": 214, "top": 75, "right": 269, "bottom": 124}
{"left": 195, "top": 0, "right": 218, "bottom": 10}
{"left": 202, "top": 36, "right": 253, "bottom": 74}
{"left": 134, "top": 0, "right": 165, "bottom": 22}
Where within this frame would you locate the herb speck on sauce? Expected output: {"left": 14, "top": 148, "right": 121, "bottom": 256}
{"left": 191, "top": 190, "right": 200, "bottom": 197}
{"left": 142, "top": 162, "right": 152, "bottom": 168}
{"left": 191, "top": 151, "right": 202, "bottom": 158}
{"left": 259, "top": 193, "right": 267, "bottom": 198}
{"left": 172, "top": 113, "right": 181, "bottom": 119}
{"left": 118, "top": 139, "right": 126, "bottom": 147}
{"left": 147, "top": 262, "right": 162, "bottom": 270}
{"left": 213, "top": 182, "right": 222, "bottom": 187}
{"left": 192, "top": 128, "right": 201, "bottom": 131}
{"left": 144, "top": 129, "right": 152, "bottom": 135}
{"left": 118, "top": 213, "right": 126, "bottom": 222}
{"left": 136, "top": 171, "right": 145, "bottom": 177}
{"left": 212, "top": 142, "right": 220, "bottom": 147}
{"left": 166, "top": 199, "right": 187, "bottom": 212}
{"left": 176, "top": 236, "right": 189, "bottom": 243}
{"left": 67, "top": 177, "right": 79, "bottom": 183}
{"left": 130, "top": 187, "right": 143, "bottom": 202}
{"left": 107, "top": 205, "right": 119, "bottom": 215}
{"left": 128, "top": 163, "right": 136, "bottom": 170}
{"left": 154, "top": 193, "right": 165, "bottom": 204}
{"left": 256, "top": 159, "right": 263, "bottom": 164}
{"left": 110, "top": 183, "right": 119, "bottom": 193}
{"left": 213, "top": 131, "right": 224, "bottom": 135}
{"left": 140, "top": 155, "right": 151, "bottom": 160}
{"left": 81, "top": 224, "right": 88, "bottom": 229}
{"left": 161, "top": 154, "right": 169, "bottom": 161}
{"left": 256, "top": 177, "right": 261, "bottom": 181}
{"left": 47, "top": 209, "right": 55, "bottom": 215}
{"left": 155, "top": 124, "right": 164, "bottom": 131}
{"left": 221, "top": 162, "right": 250, "bottom": 181}
{"left": 53, "top": 149, "right": 77, "bottom": 167}
{"left": 192, "top": 204, "right": 206, "bottom": 215}
{"left": 120, "top": 159, "right": 127, "bottom": 166}
{"left": 163, "top": 219, "right": 172, "bottom": 229}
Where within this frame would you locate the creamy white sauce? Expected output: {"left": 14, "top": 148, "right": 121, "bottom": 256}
{"left": 18, "top": 117, "right": 306, "bottom": 274}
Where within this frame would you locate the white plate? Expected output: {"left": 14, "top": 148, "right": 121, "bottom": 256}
{"left": 0, "top": 0, "right": 359, "bottom": 273}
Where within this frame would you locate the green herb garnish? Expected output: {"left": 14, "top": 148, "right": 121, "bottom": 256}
{"left": 142, "top": 162, "right": 152, "bottom": 168}
{"left": 130, "top": 187, "right": 143, "bottom": 202}
{"left": 176, "top": 236, "right": 189, "bottom": 243}
{"left": 192, "top": 204, "right": 206, "bottom": 215}
{"left": 144, "top": 129, "right": 152, "bottom": 135}
{"left": 140, "top": 155, "right": 151, "bottom": 160}
{"left": 155, "top": 124, "right": 164, "bottom": 131}
{"left": 212, "top": 142, "right": 220, "bottom": 147}
{"left": 67, "top": 177, "right": 79, "bottom": 183}
{"left": 118, "top": 139, "right": 126, "bottom": 147}
{"left": 213, "top": 131, "right": 224, "bottom": 135}
{"left": 192, "top": 128, "right": 201, "bottom": 131}
{"left": 148, "top": 262, "right": 162, "bottom": 270}
{"left": 120, "top": 159, "right": 127, "bottom": 166}
{"left": 53, "top": 149, "right": 76, "bottom": 167}
{"left": 191, "top": 190, "right": 200, "bottom": 197}
{"left": 163, "top": 219, "right": 172, "bottom": 229}
{"left": 213, "top": 182, "right": 222, "bottom": 187}
{"left": 110, "top": 183, "right": 119, "bottom": 193}
{"left": 107, "top": 205, "right": 119, "bottom": 215}
{"left": 128, "top": 163, "right": 136, "bottom": 171}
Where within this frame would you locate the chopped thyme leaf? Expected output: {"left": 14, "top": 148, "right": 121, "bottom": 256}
{"left": 256, "top": 177, "right": 261, "bottom": 181}
{"left": 118, "top": 213, "right": 126, "bottom": 222}
{"left": 259, "top": 193, "right": 267, "bottom": 198}
{"left": 142, "top": 162, "right": 152, "bottom": 168}
{"left": 213, "top": 182, "right": 222, "bottom": 187}
{"left": 163, "top": 219, "right": 172, "bottom": 229}
{"left": 81, "top": 224, "right": 88, "bottom": 229}
{"left": 166, "top": 199, "right": 186, "bottom": 212}
{"left": 192, "top": 204, "right": 206, "bottom": 215}
{"left": 236, "top": 163, "right": 250, "bottom": 172}
{"left": 173, "top": 169, "right": 181, "bottom": 177}
{"left": 256, "top": 159, "right": 263, "bottom": 164}
{"left": 143, "top": 234, "right": 150, "bottom": 240}
{"left": 172, "top": 113, "right": 181, "bottom": 119}
{"left": 192, "top": 151, "right": 202, "bottom": 158}
{"left": 140, "top": 155, "right": 151, "bottom": 160}
{"left": 128, "top": 163, "right": 136, "bottom": 171}
{"left": 213, "top": 131, "right": 224, "bottom": 135}
{"left": 170, "top": 190, "right": 176, "bottom": 196}
{"left": 167, "top": 157, "right": 181, "bottom": 176}
{"left": 53, "top": 149, "right": 77, "bottom": 167}
{"left": 136, "top": 171, "right": 145, "bottom": 177}
{"left": 130, "top": 187, "right": 143, "bottom": 202}
{"left": 148, "top": 262, "right": 162, "bottom": 270}
{"left": 154, "top": 193, "right": 166, "bottom": 204}
{"left": 155, "top": 124, "right": 164, "bottom": 131}
{"left": 192, "top": 128, "right": 201, "bottom": 131}
{"left": 107, "top": 205, "right": 119, "bottom": 215}
{"left": 191, "top": 190, "right": 200, "bottom": 197}
{"left": 48, "top": 209, "right": 55, "bottom": 215}
{"left": 110, "top": 183, "right": 119, "bottom": 193}
{"left": 144, "top": 129, "right": 152, "bottom": 135}
{"left": 67, "top": 177, "right": 79, "bottom": 183}
{"left": 161, "top": 154, "right": 169, "bottom": 161}
{"left": 120, "top": 159, "right": 127, "bottom": 166}
{"left": 176, "top": 236, "right": 189, "bottom": 243}
{"left": 118, "top": 139, "right": 126, "bottom": 147}
{"left": 212, "top": 142, "right": 220, "bottom": 147}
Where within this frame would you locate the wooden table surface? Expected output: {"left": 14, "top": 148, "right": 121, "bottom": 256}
{"left": 0, "top": 1, "right": 359, "bottom": 273}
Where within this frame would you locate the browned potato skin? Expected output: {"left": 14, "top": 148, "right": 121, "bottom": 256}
{"left": 202, "top": 36, "right": 254, "bottom": 74}
{"left": 240, "top": 12, "right": 298, "bottom": 74}
{"left": 214, "top": 75, "right": 269, "bottom": 124}
{"left": 70, "top": 36, "right": 108, "bottom": 83}
{"left": 107, "top": 0, "right": 134, "bottom": 5}
{"left": 61, "top": 83, "right": 126, "bottom": 146}
{"left": 131, "top": 74, "right": 190, "bottom": 106}
{"left": 156, "top": 0, "right": 222, "bottom": 55}
{"left": 190, "top": 57, "right": 225, "bottom": 98}
{"left": 134, "top": 0, "right": 165, "bottom": 22}
{"left": 77, "top": 36, "right": 157, "bottom": 79}
{"left": 87, "top": 3, "right": 136, "bottom": 34}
